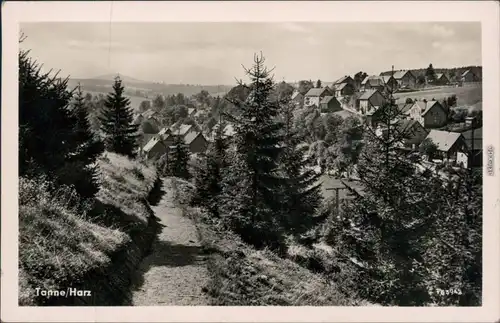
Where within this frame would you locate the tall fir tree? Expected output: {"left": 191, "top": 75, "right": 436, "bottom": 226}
{"left": 99, "top": 77, "right": 139, "bottom": 158}
{"left": 220, "top": 53, "right": 288, "bottom": 251}
{"left": 191, "top": 118, "right": 229, "bottom": 217}
{"left": 279, "top": 101, "right": 323, "bottom": 239}
{"left": 165, "top": 133, "right": 191, "bottom": 179}
{"left": 19, "top": 48, "right": 76, "bottom": 177}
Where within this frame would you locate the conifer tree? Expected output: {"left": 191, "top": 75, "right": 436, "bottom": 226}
{"left": 19, "top": 47, "right": 76, "bottom": 177}
{"left": 279, "top": 101, "right": 323, "bottom": 238}
{"left": 220, "top": 53, "right": 288, "bottom": 251}
{"left": 165, "top": 133, "right": 191, "bottom": 179}
{"left": 99, "top": 77, "right": 139, "bottom": 157}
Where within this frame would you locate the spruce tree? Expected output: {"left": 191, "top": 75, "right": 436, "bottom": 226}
{"left": 220, "top": 53, "right": 287, "bottom": 251}
{"left": 99, "top": 77, "right": 139, "bottom": 158}
{"left": 165, "top": 133, "right": 191, "bottom": 179}
{"left": 279, "top": 101, "right": 323, "bottom": 239}
{"left": 19, "top": 48, "right": 76, "bottom": 177}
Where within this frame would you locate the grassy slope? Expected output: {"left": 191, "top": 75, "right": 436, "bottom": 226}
{"left": 173, "top": 179, "right": 365, "bottom": 306}
{"left": 18, "top": 152, "right": 156, "bottom": 305}
{"left": 393, "top": 85, "right": 482, "bottom": 109}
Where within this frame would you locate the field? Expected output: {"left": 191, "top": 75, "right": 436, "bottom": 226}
{"left": 393, "top": 84, "right": 482, "bottom": 110}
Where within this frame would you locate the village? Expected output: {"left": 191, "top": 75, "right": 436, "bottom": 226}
{"left": 132, "top": 65, "right": 483, "bottom": 196}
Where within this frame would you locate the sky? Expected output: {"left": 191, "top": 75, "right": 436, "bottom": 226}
{"left": 20, "top": 22, "right": 481, "bottom": 85}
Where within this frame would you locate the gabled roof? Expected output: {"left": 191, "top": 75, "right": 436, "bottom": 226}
{"left": 359, "top": 89, "right": 380, "bottom": 100}
{"left": 435, "top": 73, "right": 447, "bottom": 80}
{"left": 397, "top": 103, "right": 413, "bottom": 114}
{"left": 382, "top": 75, "right": 395, "bottom": 83}
{"left": 361, "top": 75, "right": 384, "bottom": 86}
{"left": 461, "top": 69, "right": 471, "bottom": 77}
{"left": 392, "top": 70, "right": 415, "bottom": 80}
{"left": 143, "top": 136, "right": 164, "bottom": 152}
{"left": 411, "top": 100, "right": 443, "bottom": 116}
{"left": 393, "top": 119, "right": 426, "bottom": 135}
{"left": 184, "top": 131, "right": 205, "bottom": 145}
{"left": 422, "top": 101, "right": 443, "bottom": 116}
{"left": 320, "top": 96, "right": 339, "bottom": 105}
{"left": 305, "top": 87, "right": 331, "bottom": 97}
{"left": 334, "top": 83, "right": 348, "bottom": 91}
{"left": 188, "top": 107, "right": 196, "bottom": 115}
{"left": 425, "top": 130, "right": 463, "bottom": 152}
{"left": 169, "top": 123, "right": 193, "bottom": 136}
{"left": 291, "top": 91, "right": 303, "bottom": 100}
{"left": 333, "top": 75, "right": 352, "bottom": 85}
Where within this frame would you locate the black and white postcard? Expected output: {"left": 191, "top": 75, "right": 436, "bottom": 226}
{"left": 2, "top": 1, "right": 499, "bottom": 322}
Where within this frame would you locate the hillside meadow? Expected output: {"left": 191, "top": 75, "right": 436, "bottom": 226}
{"left": 393, "top": 84, "right": 482, "bottom": 109}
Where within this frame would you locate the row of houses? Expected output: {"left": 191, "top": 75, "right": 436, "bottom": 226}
{"left": 140, "top": 123, "right": 209, "bottom": 159}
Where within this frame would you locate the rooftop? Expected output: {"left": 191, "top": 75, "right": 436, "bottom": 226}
{"left": 425, "top": 130, "right": 463, "bottom": 152}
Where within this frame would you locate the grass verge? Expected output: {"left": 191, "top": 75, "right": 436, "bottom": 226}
{"left": 172, "top": 178, "right": 365, "bottom": 306}
{"left": 19, "top": 152, "right": 158, "bottom": 305}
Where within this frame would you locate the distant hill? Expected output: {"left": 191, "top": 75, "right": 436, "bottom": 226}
{"left": 67, "top": 73, "right": 233, "bottom": 99}
{"left": 380, "top": 65, "right": 482, "bottom": 81}
{"left": 93, "top": 73, "right": 146, "bottom": 84}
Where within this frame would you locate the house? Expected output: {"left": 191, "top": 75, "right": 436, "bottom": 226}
{"left": 424, "top": 130, "right": 468, "bottom": 161}
{"left": 408, "top": 100, "right": 448, "bottom": 129}
{"left": 304, "top": 87, "right": 333, "bottom": 108}
{"left": 358, "top": 89, "right": 386, "bottom": 115}
{"left": 142, "top": 136, "right": 167, "bottom": 159}
{"left": 391, "top": 119, "right": 429, "bottom": 150}
{"left": 319, "top": 96, "right": 342, "bottom": 113}
{"left": 332, "top": 75, "right": 356, "bottom": 89}
{"left": 361, "top": 75, "right": 397, "bottom": 93}
{"left": 142, "top": 124, "right": 208, "bottom": 159}
{"left": 291, "top": 91, "right": 304, "bottom": 107}
{"left": 332, "top": 83, "right": 355, "bottom": 97}
{"left": 459, "top": 127, "right": 483, "bottom": 167}
{"left": 434, "top": 73, "right": 450, "bottom": 85}
{"left": 460, "top": 69, "right": 481, "bottom": 83}
{"left": 182, "top": 130, "right": 209, "bottom": 154}
{"left": 392, "top": 70, "right": 417, "bottom": 89}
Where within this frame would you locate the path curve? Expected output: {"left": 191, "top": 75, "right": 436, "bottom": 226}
{"left": 129, "top": 178, "right": 209, "bottom": 306}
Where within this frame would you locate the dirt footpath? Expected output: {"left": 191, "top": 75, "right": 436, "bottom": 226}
{"left": 129, "top": 178, "right": 209, "bottom": 306}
